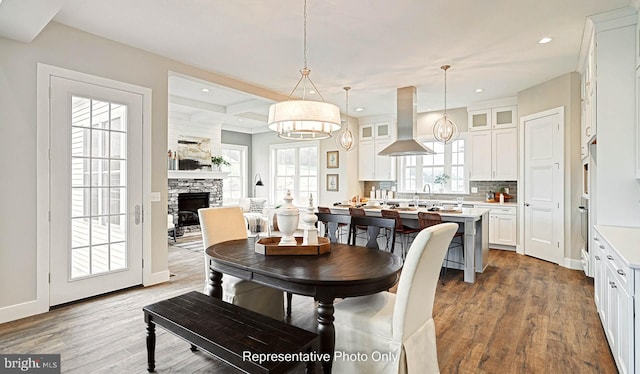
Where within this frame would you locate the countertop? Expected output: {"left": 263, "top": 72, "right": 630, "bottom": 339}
{"left": 594, "top": 225, "right": 640, "bottom": 268}
{"left": 370, "top": 198, "right": 517, "bottom": 207}
{"left": 330, "top": 205, "right": 490, "bottom": 219}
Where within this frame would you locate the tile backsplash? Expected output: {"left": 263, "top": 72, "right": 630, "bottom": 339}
{"left": 363, "top": 181, "right": 517, "bottom": 202}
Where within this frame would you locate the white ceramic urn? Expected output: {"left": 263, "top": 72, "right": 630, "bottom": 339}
{"left": 276, "top": 190, "right": 299, "bottom": 246}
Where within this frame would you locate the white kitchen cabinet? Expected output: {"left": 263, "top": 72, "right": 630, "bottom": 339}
{"left": 593, "top": 226, "right": 637, "bottom": 374}
{"left": 580, "top": 33, "right": 596, "bottom": 160}
{"left": 468, "top": 105, "right": 517, "bottom": 132}
{"left": 586, "top": 9, "right": 639, "bottom": 227}
{"left": 358, "top": 122, "right": 396, "bottom": 181}
{"left": 636, "top": 67, "right": 640, "bottom": 178}
{"left": 475, "top": 204, "right": 517, "bottom": 248}
{"left": 468, "top": 128, "right": 517, "bottom": 181}
{"left": 592, "top": 235, "right": 606, "bottom": 319}
{"left": 468, "top": 109, "right": 491, "bottom": 131}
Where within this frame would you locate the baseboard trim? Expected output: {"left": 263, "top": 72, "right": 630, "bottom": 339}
{"left": 563, "top": 257, "right": 583, "bottom": 270}
{"left": 144, "top": 269, "right": 170, "bottom": 287}
{"left": 0, "top": 299, "right": 48, "bottom": 325}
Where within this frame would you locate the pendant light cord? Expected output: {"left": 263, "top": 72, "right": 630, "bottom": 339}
{"left": 303, "top": 0, "right": 307, "bottom": 70}
{"left": 442, "top": 65, "right": 449, "bottom": 117}
{"left": 285, "top": 0, "right": 326, "bottom": 102}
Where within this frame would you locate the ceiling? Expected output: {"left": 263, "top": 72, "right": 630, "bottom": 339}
{"left": 0, "top": 0, "right": 634, "bottom": 133}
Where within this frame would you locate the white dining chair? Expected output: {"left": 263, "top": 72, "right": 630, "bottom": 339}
{"left": 198, "top": 206, "right": 285, "bottom": 321}
{"left": 333, "top": 222, "right": 458, "bottom": 374}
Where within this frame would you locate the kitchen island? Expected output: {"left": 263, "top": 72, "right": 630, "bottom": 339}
{"left": 329, "top": 206, "right": 489, "bottom": 283}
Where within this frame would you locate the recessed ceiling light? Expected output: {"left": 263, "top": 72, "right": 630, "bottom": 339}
{"left": 308, "top": 90, "right": 316, "bottom": 94}
{"left": 538, "top": 37, "right": 552, "bottom": 44}
{"left": 355, "top": 107, "right": 364, "bottom": 112}
{"left": 426, "top": 108, "right": 433, "bottom": 112}
{"left": 201, "top": 88, "right": 210, "bottom": 93}
{"left": 475, "top": 88, "right": 484, "bottom": 93}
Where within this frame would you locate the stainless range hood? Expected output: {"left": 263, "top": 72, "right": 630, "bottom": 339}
{"left": 378, "top": 86, "right": 434, "bottom": 156}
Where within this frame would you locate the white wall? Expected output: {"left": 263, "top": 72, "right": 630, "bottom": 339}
{"left": 416, "top": 107, "right": 469, "bottom": 138}
{"left": 0, "top": 21, "right": 287, "bottom": 321}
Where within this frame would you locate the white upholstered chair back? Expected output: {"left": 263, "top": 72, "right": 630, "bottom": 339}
{"left": 197, "top": 206, "right": 285, "bottom": 321}
{"left": 392, "top": 222, "right": 457, "bottom": 342}
{"left": 198, "top": 206, "right": 247, "bottom": 247}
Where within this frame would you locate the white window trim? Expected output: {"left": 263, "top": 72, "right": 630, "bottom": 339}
{"left": 269, "top": 141, "right": 320, "bottom": 206}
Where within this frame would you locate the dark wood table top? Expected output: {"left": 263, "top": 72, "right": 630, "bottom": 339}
{"left": 206, "top": 239, "right": 403, "bottom": 299}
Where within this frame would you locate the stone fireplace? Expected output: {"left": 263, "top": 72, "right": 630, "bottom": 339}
{"left": 168, "top": 178, "right": 223, "bottom": 235}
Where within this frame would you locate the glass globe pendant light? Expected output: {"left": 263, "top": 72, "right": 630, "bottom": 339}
{"left": 337, "top": 86, "right": 356, "bottom": 151}
{"left": 267, "top": 0, "right": 341, "bottom": 140}
{"left": 433, "top": 65, "right": 459, "bottom": 144}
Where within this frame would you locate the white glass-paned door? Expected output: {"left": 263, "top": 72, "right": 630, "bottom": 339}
{"left": 50, "top": 76, "right": 143, "bottom": 306}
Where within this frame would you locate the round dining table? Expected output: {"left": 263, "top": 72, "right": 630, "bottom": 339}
{"left": 206, "top": 238, "right": 403, "bottom": 373}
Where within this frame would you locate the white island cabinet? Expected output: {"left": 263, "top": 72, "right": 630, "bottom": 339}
{"left": 474, "top": 204, "right": 517, "bottom": 249}
{"left": 593, "top": 225, "right": 640, "bottom": 374}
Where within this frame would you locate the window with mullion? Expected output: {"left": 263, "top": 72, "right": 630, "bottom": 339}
{"left": 271, "top": 143, "right": 318, "bottom": 206}
{"left": 397, "top": 138, "right": 466, "bottom": 193}
{"left": 221, "top": 144, "right": 247, "bottom": 205}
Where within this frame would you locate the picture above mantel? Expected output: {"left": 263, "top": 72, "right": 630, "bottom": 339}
{"left": 168, "top": 170, "right": 230, "bottom": 179}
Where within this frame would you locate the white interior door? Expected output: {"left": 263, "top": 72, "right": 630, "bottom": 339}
{"left": 523, "top": 110, "right": 563, "bottom": 264}
{"left": 49, "top": 76, "right": 143, "bottom": 306}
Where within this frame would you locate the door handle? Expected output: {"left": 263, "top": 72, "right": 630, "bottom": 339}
{"left": 524, "top": 203, "right": 530, "bottom": 207}
{"left": 135, "top": 205, "right": 141, "bottom": 225}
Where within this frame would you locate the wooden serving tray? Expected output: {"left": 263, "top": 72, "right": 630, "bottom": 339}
{"left": 255, "top": 236, "right": 331, "bottom": 256}
{"left": 438, "top": 209, "right": 463, "bottom": 213}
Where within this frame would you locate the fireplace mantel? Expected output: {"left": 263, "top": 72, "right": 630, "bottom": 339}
{"left": 168, "top": 170, "right": 230, "bottom": 179}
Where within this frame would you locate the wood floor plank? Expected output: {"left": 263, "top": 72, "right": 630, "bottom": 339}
{"left": 0, "top": 242, "right": 617, "bottom": 373}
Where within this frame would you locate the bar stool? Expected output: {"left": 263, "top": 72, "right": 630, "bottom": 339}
{"left": 348, "top": 207, "right": 369, "bottom": 244}
{"left": 381, "top": 209, "right": 421, "bottom": 259}
{"left": 418, "top": 211, "right": 464, "bottom": 284}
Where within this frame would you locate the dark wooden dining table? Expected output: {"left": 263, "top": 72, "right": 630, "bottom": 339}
{"left": 205, "top": 238, "right": 403, "bottom": 373}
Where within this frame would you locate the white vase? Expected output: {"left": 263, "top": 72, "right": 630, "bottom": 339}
{"left": 276, "top": 190, "right": 299, "bottom": 246}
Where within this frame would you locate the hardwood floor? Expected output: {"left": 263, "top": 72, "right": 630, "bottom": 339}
{"left": 0, "top": 243, "right": 616, "bottom": 373}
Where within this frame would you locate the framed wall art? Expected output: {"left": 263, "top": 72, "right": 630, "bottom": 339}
{"left": 327, "top": 174, "right": 339, "bottom": 191}
{"left": 327, "top": 151, "right": 339, "bottom": 168}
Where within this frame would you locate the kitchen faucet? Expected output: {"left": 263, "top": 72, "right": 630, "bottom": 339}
{"left": 423, "top": 183, "right": 432, "bottom": 201}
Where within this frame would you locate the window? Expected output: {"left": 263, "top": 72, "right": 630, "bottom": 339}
{"left": 221, "top": 144, "right": 247, "bottom": 205}
{"left": 398, "top": 138, "right": 466, "bottom": 193}
{"left": 271, "top": 143, "right": 318, "bottom": 206}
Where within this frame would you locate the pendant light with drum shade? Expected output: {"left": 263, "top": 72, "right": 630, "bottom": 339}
{"left": 433, "top": 65, "right": 459, "bottom": 144}
{"left": 267, "top": 0, "right": 341, "bottom": 140}
{"left": 336, "top": 86, "right": 356, "bottom": 151}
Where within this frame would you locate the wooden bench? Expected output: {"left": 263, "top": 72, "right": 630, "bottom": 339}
{"left": 143, "top": 291, "right": 319, "bottom": 373}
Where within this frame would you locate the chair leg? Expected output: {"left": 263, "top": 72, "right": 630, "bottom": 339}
{"left": 402, "top": 234, "right": 409, "bottom": 258}
{"left": 441, "top": 236, "right": 464, "bottom": 285}
{"left": 286, "top": 292, "right": 293, "bottom": 317}
{"left": 441, "top": 248, "right": 451, "bottom": 285}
